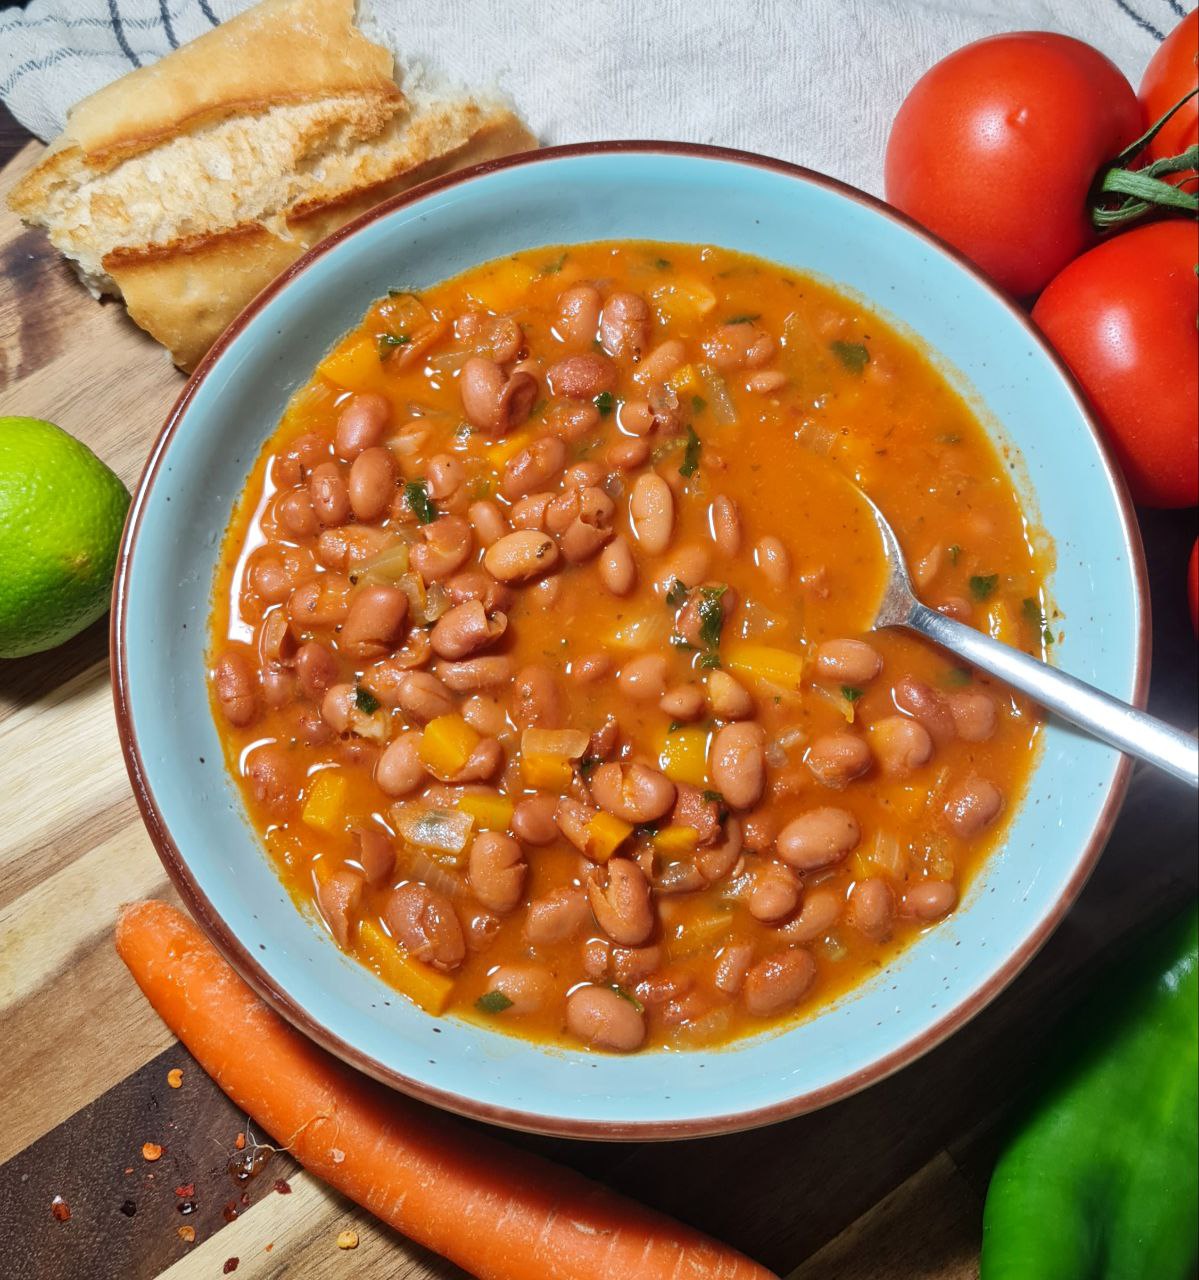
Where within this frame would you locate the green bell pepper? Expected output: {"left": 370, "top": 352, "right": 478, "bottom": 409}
{"left": 981, "top": 902, "right": 1198, "bottom": 1280}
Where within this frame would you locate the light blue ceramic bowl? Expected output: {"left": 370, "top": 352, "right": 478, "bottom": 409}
{"left": 113, "top": 144, "right": 1147, "bottom": 1139}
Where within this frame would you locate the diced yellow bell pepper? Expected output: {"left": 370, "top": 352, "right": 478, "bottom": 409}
{"left": 457, "top": 792, "right": 515, "bottom": 831}
{"left": 659, "top": 726, "right": 709, "bottom": 788}
{"left": 521, "top": 752, "right": 573, "bottom": 791}
{"left": 651, "top": 279, "right": 717, "bottom": 324}
{"left": 301, "top": 770, "right": 347, "bottom": 834}
{"left": 419, "top": 715, "right": 480, "bottom": 779}
{"left": 584, "top": 811, "right": 634, "bottom": 862}
{"left": 723, "top": 641, "right": 806, "bottom": 690}
{"left": 652, "top": 825, "right": 700, "bottom": 854}
{"left": 666, "top": 910, "right": 734, "bottom": 958}
{"left": 358, "top": 920, "right": 454, "bottom": 1015}
{"left": 668, "top": 363, "right": 705, "bottom": 398}
{"left": 317, "top": 333, "right": 386, "bottom": 393}
{"left": 606, "top": 613, "right": 670, "bottom": 651}
{"left": 484, "top": 428, "right": 534, "bottom": 470}
{"left": 466, "top": 259, "right": 537, "bottom": 312}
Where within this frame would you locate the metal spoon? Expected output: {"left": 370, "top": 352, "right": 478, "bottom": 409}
{"left": 859, "top": 487, "right": 1198, "bottom": 789}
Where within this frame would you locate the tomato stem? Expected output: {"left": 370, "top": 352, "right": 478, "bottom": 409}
{"left": 1090, "top": 87, "right": 1199, "bottom": 231}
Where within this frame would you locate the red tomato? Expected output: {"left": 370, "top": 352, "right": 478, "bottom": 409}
{"left": 1031, "top": 221, "right": 1198, "bottom": 509}
{"left": 1140, "top": 10, "right": 1198, "bottom": 165}
{"left": 885, "top": 33, "right": 1143, "bottom": 297}
{"left": 1189, "top": 539, "right": 1198, "bottom": 635}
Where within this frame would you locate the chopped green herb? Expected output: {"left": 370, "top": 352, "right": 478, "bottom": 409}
{"left": 654, "top": 257, "right": 672, "bottom": 269}
{"left": 611, "top": 985, "right": 645, "bottom": 1012}
{"left": 697, "top": 584, "right": 727, "bottom": 649}
{"left": 725, "top": 313, "right": 760, "bottom": 325}
{"left": 948, "top": 544, "right": 962, "bottom": 564}
{"left": 665, "top": 578, "right": 689, "bottom": 608}
{"left": 540, "top": 252, "right": 568, "bottom": 275}
{"left": 376, "top": 332, "right": 411, "bottom": 357}
{"left": 841, "top": 686, "right": 864, "bottom": 703}
{"left": 679, "top": 426, "right": 702, "bottom": 479}
{"left": 634, "top": 823, "right": 661, "bottom": 839}
{"left": 405, "top": 479, "right": 438, "bottom": 525}
{"left": 475, "top": 991, "right": 513, "bottom": 1015}
{"left": 594, "top": 390, "right": 615, "bottom": 417}
{"left": 702, "top": 790, "right": 725, "bottom": 805}
{"left": 354, "top": 686, "right": 380, "bottom": 714}
{"left": 1043, "top": 627, "right": 1055, "bottom": 646}
{"left": 387, "top": 288, "right": 417, "bottom": 298}
{"left": 1022, "top": 597, "right": 1043, "bottom": 623}
{"left": 578, "top": 756, "right": 600, "bottom": 779}
{"left": 698, "top": 653, "right": 722, "bottom": 670}
{"left": 667, "top": 720, "right": 683, "bottom": 734}
{"left": 942, "top": 667, "right": 973, "bottom": 688}
{"left": 969, "top": 573, "right": 999, "bottom": 601}
{"left": 691, "top": 395, "right": 707, "bottom": 415}
{"left": 937, "top": 432, "right": 962, "bottom": 445}
{"left": 529, "top": 399, "right": 547, "bottom": 417}
{"left": 830, "top": 340, "right": 871, "bottom": 374}
{"left": 669, "top": 635, "right": 696, "bottom": 650}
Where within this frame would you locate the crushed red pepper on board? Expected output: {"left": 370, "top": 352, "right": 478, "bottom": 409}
{"left": 50, "top": 1196, "right": 70, "bottom": 1223}
{"left": 141, "top": 1142, "right": 163, "bottom": 1162}
{"left": 177, "top": 1225, "right": 196, "bottom": 1244}
{"left": 234, "top": 1132, "right": 246, "bottom": 1151}
{"left": 223, "top": 1259, "right": 239, "bottom": 1274}
{"left": 166, "top": 1068, "right": 184, "bottom": 1089}
{"left": 336, "top": 1230, "right": 359, "bottom": 1250}
{"left": 174, "top": 1184, "right": 195, "bottom": 1199}
{"left": 223, "top": 1201, "right": 240, "bottom": 1223}
{"left": 273, "top": 1179, "right": 292, "bottom": 1195}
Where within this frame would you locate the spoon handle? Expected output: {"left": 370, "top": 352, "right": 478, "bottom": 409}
{"left": 904, "top": 602, "right": 1198, "bottom": 789}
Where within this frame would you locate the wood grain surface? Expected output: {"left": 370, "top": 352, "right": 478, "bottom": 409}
{"left": 1, "top": 130, "right": 1196, "bottom": 1280}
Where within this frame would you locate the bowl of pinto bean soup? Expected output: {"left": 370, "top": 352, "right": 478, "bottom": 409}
{"left": 114, "top": 143, "right": 1146, "bottom": 1138}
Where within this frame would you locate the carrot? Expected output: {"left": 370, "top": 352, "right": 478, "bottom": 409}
{"left": 116, "top": 901, "right": 777, "bottom": 1280}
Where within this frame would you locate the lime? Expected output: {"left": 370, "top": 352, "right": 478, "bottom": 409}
{"left": 0, "top": 417, "right": 131, "bottom": 659}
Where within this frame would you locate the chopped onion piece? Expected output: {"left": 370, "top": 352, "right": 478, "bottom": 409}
{"left": 812, "top": 682, "right": 856, "bottom": 723}
{"left": 521, "top": 728, "right": 590, "bottom": 759}
{"left": 422, "top": 581, "right": 450, "bottom": 623}
{"left": 796, "top": 418, "right": 835, "bottom": 455}
{"left": 607, "top": 613, "right": 670, "bottom": 650}
{"left": 354, "top": 541, "right": 410, "bottom": 585}
{"left": 402, "top": 850, "right": 464, "bottom": 897}
{"left": 698, "top": 363, "right": 736, "bottom": 425}
{"left": 391, "top": 805, "right": 475, "bottom": 857}
{"left": 397, "top": 570, "right": 428, "bottom": 621}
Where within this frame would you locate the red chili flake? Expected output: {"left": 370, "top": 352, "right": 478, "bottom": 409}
{"left": 50, "top": 1195, "right": 70, "bottom": 1223}
{"left": 273, "top": 1179, "right": 292, "bottom": 1195}
{"left": 223, "top": 1258, "right": 239, "bottom": 1274}
{"left": 174, "top": 1184, "right": 195, "bottom": 1199}
{"left": 223, "top": 1201, "right": 240, "bottom": 1223}
{"left": 177, "top": 1225, "right": 196, "bottom": 1244}
{"left": 234, "top": 1132, "right": 246, "bottom": 1151}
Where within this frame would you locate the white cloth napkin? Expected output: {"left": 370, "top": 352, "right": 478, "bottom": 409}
{"left": 0, "top": 0, "right": 1180, "bottom": 197}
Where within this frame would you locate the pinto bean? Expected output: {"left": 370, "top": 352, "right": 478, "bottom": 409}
{"left": 411, "top": 516, "right": 473, "bottom": 583}
{"left": 525, "top": 887, "right": 590, "bottom": 946}
{"left": 430, "top": 600, "right": 507, "bottom": 661}
{"left": 618, "top": 654, "right": 668, "bottom": 700}
{"left": 744, "top": 370, "right": 787, "bottom": 394}
{"left": 288, "top": 641, "right": 335, "bottom": 700}
{"left": 710, "top": 721, "right": 767, "bottom": 810}
{"left": 274, "top": 432, "right": 327, "bottom": 486}
{"left": 815, "top": 639, "right": 883, "bottom": 685}
{"left": 743, "top": 948, "right": 816, "bottom": 1017}
{"left": 257, "top": 611, "right": 296, "bottom": 668}
{"left": 261, "top": 665, "right": 296, "bottom": 708}
{"left": 566, "top": 985, "right": 646, "bottom": 1052}
{"left": 549, "top": 486, "right": 616, "bottom": 563}
{"left": 706, "top": 669, "right": 753, "bottom": 720}
{"left": 598, "top": 536, "right": 636, "bottom": 596}
{"left": 635, "top": 338, "right": 687, "bottom": 385}
{"left": 944, "top": 777, "right": 1004, "bottom": 837}
{"left": 340, "top": 584, "right": 408, "bottom": 659}
{"left": 784, "top": 885, "right": 845, "bottom": 943}
{"left": 588, "top": 858, "right": 654, "bottom": 946}
{"left": 511, "top": 793, "right": 560, "bottom": 846}
{"left": 714, "top": 944, "right": 754, "bottom": 995}
{"left": 556, "top": 283, "right": 602, "bottom": 347}
{"left": 741, "top": 809, "right": 779, "bottom": 853}
{"left": 461, "top": 695, "right": 507, "bottom": 736}
{"left": 904, "top": 880, "right": 959, "bottom": 921}
{"left": 617, "top": 398, "right": 655, "bottom": 436}
{"left": 486, "top": 965, "right": 554, "bottom": 1016}
{"left": 590, "top": 762, "right": 676, "bottom": 824}
{"left": 554, "top": 797, "right": 597, "bottom": 854}
{"left": 348, "top": 447, "right": 396, "bottom": 522}
{"left": 334, "top": 394, "right": 389, "bottom": 460}
{"left": 275, "top": 488, "right": 320, "bottom": 539}
{"left": 695, "top": 816, "right": 743, "bottom": 882}
{"left": 356, "top": 828, "right": 395, "bottom": 887}
{"left": 309, "top": 461, "right": 351, "bottom": 526}
{"left": 870, "top": 715, "right": 934, "bottom": 777}
{"left": 433, "top": 655, "right": 514, "bottom": 692}
{"left": 467, "top": 499, "right": 507, "bottom": 546}
{"left": 466, "top": 910, "right": 501, "bottom": 953}
{"left": 606, "top": 436, "right": 652, "bottom": 470}
{"left": 776, "top": 807, "right": 861, "bottom": 871}
{"left": 315, "top": 869, "right": 364, "bottom": 948}
{"left": 748, "top": 860, "right": 802, "bottom": 922}
{"left": 599, "top": 291, "right": 651, "bottom": 359}
{"left": 468, "top": 832, "right": 527, "bottom": 913}
{"left": 893, "top": 675, "right": 956, "bottom": 745}
{"left": 630, "top": 473, "right": 675, "bottom": 555}
{"left": 546, "top": 400, "right": 601, "bottom": 441}
{"left": 509, "top": 492, "right": 552, "bottom": 531}
{"left": 571, "top": 653, "right": 612, "bottom": 684}
{"left": 425, "top": 454, "right": 465, "bottom": 501}
{"left": 383, "top": 882, "right": 465, "bottom": 972}
{"left": 444, "top": 570, "right": 513, "bottom": 615}
{"left": 660, "top": 684, "right": 705, "bottom": 720}
{"left": 248, "top": 552, "right": 293, "bottom": 605}
{"left": 287, "top": 574, "right": 351, "bottom": 628}
{"left": 588, "top": 714, "right": 621, "bottom": 760}
{"left": 703, "top": 323, "right": 776, "bottom": 370}
{"left": 451, "top": 736, "right": 504, "bottom": 783}
{"left": 511, "top": 664, "right": 565, "bottom": 729}
{"left": 213, "top": 650, "right": 258, "bottom": 727}
{"left": 484, "top": 530, "right": 560, "bottom": 583}
{"left": 374, "top": 730, "right": 427, "bottom": 796}
{"left": 459, "top": 356, "right": 537, "bottom": 436}
{"left": 502, "top": 436, "right": 568, "bottom": 500}
{"left": 319, "top": 683, "right": 358, "bottom": 734}
{"left": 244, "top": 744, "right": 300, "bottom": 817}
{"left": 806, "top": 733, "right": 872, "bottom": 788}
{"left": 948, "top": 690, "right": 998, "bottom": 742}
{"left": 391, "top": 671, "right": 455, "bottom": 723}
{"left": 547, "top": 353, "right": 617, "bottom": 400}
{"left": 709, "top": 495, "right": 742, "bottom": 556}
{"left": 847, "top": 878, "right": 895, "bottom": 942}
{"left": 754, "top": 535, "right": 791, "bottom": 589}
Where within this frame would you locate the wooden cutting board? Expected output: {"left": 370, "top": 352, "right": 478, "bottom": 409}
{"left": 1, "top": 136, "right": 1196, "bottom": 1280}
